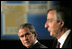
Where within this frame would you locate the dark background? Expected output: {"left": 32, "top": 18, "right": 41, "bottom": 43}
{"left": 0, "top": 39, "right": 55, "bottom": 48}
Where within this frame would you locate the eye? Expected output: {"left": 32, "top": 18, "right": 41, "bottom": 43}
{"left": 20, "top": 35, "right": 24, "bottom": 37}
{"left": 20, "top": 32, "right": 30, "bottom": 38}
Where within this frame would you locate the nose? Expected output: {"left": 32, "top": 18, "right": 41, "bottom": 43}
{"left": 45, "top": 21, "right": 49, "bottom": 28}
{"left": 23, "top": 36, "right": 29, "bottom": 43}
{"left": 45, "top": 22, "right": 47, "bottom": 28}
{"left": 23, "top": 36, "right": 28, "bottom": 41}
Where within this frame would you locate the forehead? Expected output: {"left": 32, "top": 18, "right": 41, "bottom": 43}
{"left": 19, "top": 27, "right": 30, "bottom": 32}
{"left": 18, "top": 28, "right": 30, "bottom": 35}
{"left": 47, "top": 10, "right": 56, "bottom": 19}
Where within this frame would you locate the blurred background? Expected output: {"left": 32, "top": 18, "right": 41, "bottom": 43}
{"left": 1, "top": 1, "right": 71, "bottom": 48}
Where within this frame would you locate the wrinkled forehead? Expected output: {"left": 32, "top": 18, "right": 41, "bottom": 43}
{"left": 47, "top": 10, "right": 57, "bottom": 19}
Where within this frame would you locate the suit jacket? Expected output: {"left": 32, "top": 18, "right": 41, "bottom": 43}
{"left": 52, "top": 31, "right": 71, "bottom": 48}
{"left": 29, "top": 42, "right": 48, "bottom": 48}
{"left": 62, "top": 31, "right": 71, "bottom": 48}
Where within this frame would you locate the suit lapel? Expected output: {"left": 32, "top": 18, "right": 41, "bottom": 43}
{"left": 62, "top": 31, "right": 71, "bottom": 48}
{"left": 29, "top": 42, "right": 41, "bottom": 48}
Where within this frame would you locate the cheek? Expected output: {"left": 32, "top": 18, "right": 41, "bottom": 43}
{"left": 29, "top": 35, "right": 35, "bottom": 42}
{"left": 50, "top": 23, "right": 59, "bottom": 31}
{"left": 19, "top": 38, "right": 24, "bottom": 44}
{"left": 29, "top": 35, "right": 34, "bottom": 40}
{"left": 52, "top": 24, "right": 60, "bottom": 32}
{"left": 20, "top": 38, "right": 24, "bottom": 42}
{"left": 49, "top": 23, "right": 55, "bottom": 29}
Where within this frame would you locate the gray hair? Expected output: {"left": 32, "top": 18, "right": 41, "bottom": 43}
{"left": 47, "top": 6, "right": 71, "bottom": 29}
{"left": 19, "top": 23, "right": 36, "bottom": 34}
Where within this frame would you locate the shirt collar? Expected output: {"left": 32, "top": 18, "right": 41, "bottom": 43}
{"left": 58, "top": 29, "right": 71, "bottom": 48}
{"left": 34, "top": 40, "right": 38, "bottom": 45}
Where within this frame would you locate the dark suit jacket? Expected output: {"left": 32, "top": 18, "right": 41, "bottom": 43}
{"left": 29, "top": 42, "right": 48, "bottom": 48}
{"left": 62, "top": 31, "right": 71, "bottom": 48}
{"left": 52, "top": 31, "right": 71, "bottom": 48}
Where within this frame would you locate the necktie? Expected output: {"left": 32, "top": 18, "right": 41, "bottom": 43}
{"left": 56, "top": 41, "right": 60, "bottom": 48}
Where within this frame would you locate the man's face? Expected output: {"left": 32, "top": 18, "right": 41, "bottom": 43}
{"left": 18, "top": 28, "right": 36, "bottom": 48}
{"left": 45, "top": 10, "right": 62, "bottom": 37}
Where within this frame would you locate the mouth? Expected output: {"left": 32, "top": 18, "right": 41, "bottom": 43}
{"left": 48, "top": 29, "right": 52, "bottom": 34}
{"left": 24, "top": 41, "right": 29, "bottom": 43}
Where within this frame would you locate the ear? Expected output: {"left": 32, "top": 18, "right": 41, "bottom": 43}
{"left": 34, "top": 32, "right": 37, "bottom": 37}
{"left": 60, "top": 21, "right": 64, "bottom": 27}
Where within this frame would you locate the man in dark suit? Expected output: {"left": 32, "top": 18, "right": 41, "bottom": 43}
{"left": 52, "top": 31, "right": 71, "bottom": 48}
{"left": 18, "top": 23, "right": 47, "bottom": 48}
{"left": 29, "top": 42, "right": 47, "bottom": 48}
{"left": 45, "top": 6, "right": 71, "bottom": 48}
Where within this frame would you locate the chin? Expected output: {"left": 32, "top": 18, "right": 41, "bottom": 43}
{"left": 25, "top": 44, "right": 31, "bottom": 48}
{"left": 50, "top": 32, "right": 55, "bottom": 37}
{"left": 51, "top": 34, "right": 56, "bottom": 37}
{"left": 23, "top": 43, "right": 30, "bottom": 47}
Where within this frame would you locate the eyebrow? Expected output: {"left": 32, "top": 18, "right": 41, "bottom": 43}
{"left": 20, "top": 32, "right": 30, "bottom": 37}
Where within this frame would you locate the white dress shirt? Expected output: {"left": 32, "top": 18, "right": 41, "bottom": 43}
{"left": 34, "top": 40, "right": 38, "bottom": 45}
{"left": 58, "top": 29, "right": 71, "bottom": 48}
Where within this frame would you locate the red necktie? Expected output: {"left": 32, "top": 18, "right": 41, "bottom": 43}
{"left": 56, "top": 41, "right": 60, "bottom": 48}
